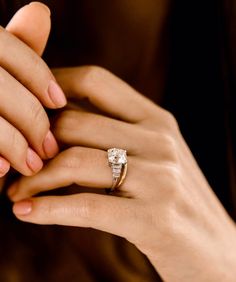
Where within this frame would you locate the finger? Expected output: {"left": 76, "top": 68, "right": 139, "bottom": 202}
{"left": 53, "top": 66, "right": 158, "bottom": 122}
{"left": 0, "top": 156, "right": 10, "bottom": 177}
{"left": 8, "top": 147, "right": 142, "bottom": 202}
{"left": 12, "top": 194, "right": 142, "bottom": 242}
{"left": 6, "top": 2, "right": 51, "bottom": 56}
{"left": 0, "top": 27, "right": 66, "bottom": 109}
{"left": 53, "top": 110, "right": 144, "bottom": 153}
{"left": 53, "top": 110, "right": 177, "bottom": 161}
{"left": 0, "top": 117, "right": 43, "bottom": 176}
{"left": 0, "top": 66, "right": 58, "bottom": 159}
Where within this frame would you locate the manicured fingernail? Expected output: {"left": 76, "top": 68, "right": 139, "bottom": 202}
{"left": 13, "top": 200, "right": 32, "bottom": 216}
{"left": 7, "top": 182, "right": 18, "bottom": 199}
{"left": 43, "top": 131, "right": 59, "bottom": 159}
{"left": 0, "top": 158, "right": 10, "bottom": 177}
{"left": 48, "top": 80, "right": 67, "bottom": 108}
{"left": 26, "top": 148, "right": 43, "bottom": 173}
{"left": 29, "top": 2, "right": 51, "bottom": 16}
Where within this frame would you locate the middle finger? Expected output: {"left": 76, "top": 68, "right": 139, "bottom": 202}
{"left": 0, "top": 66, "right": 58, "bottom": 159}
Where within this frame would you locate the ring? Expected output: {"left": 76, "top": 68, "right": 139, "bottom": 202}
{"left": 106, "top": 148, "right": 128, "bottom": 194}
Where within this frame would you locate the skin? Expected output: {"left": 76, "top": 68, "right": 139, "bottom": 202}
{"left": 0, "top": 2, "right": 66, "bottom": 179}
{"left": 1, "top": 2, "right": 235, "bottom": 281}
{"left": 8, "top": 66, "right": 236, "bottom": 281}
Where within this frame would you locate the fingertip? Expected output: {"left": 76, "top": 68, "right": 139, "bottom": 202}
{"left": 0, "top": 157, "right": 10, "bottom": 177}
{"left": 6, "top": 1, "right": 51, "bottom": 56}
{"left": 7, "top": 182, "right": 18, "bottom": 201}
{"left": 43, "top": 130, "right": 59, "bottom": 159}
{"left": 26, "top": 148, "right": 43, "bottom": 174}
{"left": 28, "top": 2, "right": 51, "bottom": 16}
{"left": 13, "top": 199, "right": 33, "bottom": 216}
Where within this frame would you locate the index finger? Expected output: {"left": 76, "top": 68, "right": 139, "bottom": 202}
{"left": 0, "top": 27, "right": 66, "bottom": 109}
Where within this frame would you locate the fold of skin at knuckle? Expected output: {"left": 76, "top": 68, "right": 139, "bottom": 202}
{"left": 27, "top": 97, "right": 49, "bottom": 142}
{"left": 77, "top": 65, "right": 109, "bottom": 93}
{"left": 142, "top": 131, "right": 180, "bottom": 163}
{"left": 5, "top": 124, "right": 27, "bottom": 160}
{"left": 75, "top": 194, "right": 98, "bottom": 226}
{"left": 53, "top": 110, "right": 77, "bottom": 141}
{"left": 160, "top": 108, "right": 179, "bottom": 133}
{"left": 33, "top": 198, "right": 60, "bottom": 224}
{"left": 57, "top": 147, "right": 81, "bottom": 171}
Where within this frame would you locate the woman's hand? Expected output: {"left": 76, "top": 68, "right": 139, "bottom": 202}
{"left": 0, "top": 3, "right": 66, "bottom": 178}
{"left": 8, "top": 66, "right": 236, "bottom": 281}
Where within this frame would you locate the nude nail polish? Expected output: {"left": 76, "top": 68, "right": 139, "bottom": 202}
{"left": 7, "top": 182, "right": 18, "bottom": 199}
{"left": 13, "top": 200, "right": 32, "bottom": 216}
{"left": 0, "top": 158, "right": 9, "bottom": 177}
{"left": 43, "top": 131, "right": 59, "bottom": 159}
{"left": 26, "top": 148, "right": 43, "bottom": 173}
{"left": 48, "top": 80, "right": 67, "bottom": 108}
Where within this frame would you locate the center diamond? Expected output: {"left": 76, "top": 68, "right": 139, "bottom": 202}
{"left": 108, "top": 148, "right": 127, "bottom": 165}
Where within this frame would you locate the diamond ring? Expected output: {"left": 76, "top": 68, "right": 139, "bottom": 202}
{"left": 106, "top": 148, "right": 128, "bottom": 194}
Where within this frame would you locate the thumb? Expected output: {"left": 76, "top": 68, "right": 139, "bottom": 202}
{"left": 5, "top": 2, "right": 51, "bottom": 56}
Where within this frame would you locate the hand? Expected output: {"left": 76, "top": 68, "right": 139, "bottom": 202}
{"left": 8, "top": 66, "right": 236, "bottom": 281}
{"left": 0, "top": 3, "right": 66, "bottom": 178}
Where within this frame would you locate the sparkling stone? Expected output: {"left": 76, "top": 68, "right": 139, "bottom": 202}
{"left": 108, "top": 148, "right": 127, "bottom": 165}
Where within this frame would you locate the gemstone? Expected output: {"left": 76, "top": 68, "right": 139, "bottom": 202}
{"left": 108, "top": 148, "right": 127, "bottom": 165}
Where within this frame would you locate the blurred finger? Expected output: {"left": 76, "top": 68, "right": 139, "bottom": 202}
{"left": 53, "top": 110, "right": 145, "bottom": 154}
{"left": 53, "top": 66, "right": 158, "bottom": 122}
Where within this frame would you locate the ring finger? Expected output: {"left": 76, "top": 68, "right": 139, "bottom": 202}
{"left": 8, "top": 147, "right": 144, "bottom": 202}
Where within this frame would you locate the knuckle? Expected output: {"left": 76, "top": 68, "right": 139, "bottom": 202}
{"left": 29, "top": 98, "right": 49, "bottom": 128}
{"left": 161, "top": 109, "right": 179, "bottom": 132}
{"left": 150, "top": 132, "right": 179, "bottom": 163}
{"left": 8, "top": 127, "right": 24, "bottom": 152}
{"left": 79, "top": 65, "right": 108, "bottom": 89}
{"left": 58, "top": 147, "right": 81, "bottom": 170}
{"left": 43, "top": 200, "right": 56, "bottom": 219}
{"left": 161, "top": 133, "right": 179, "bottom": 163}
{"left": 157, "top": 163, "right": 183, "bottom": 198}
{"left": 77, "top": 194, "right": 97, "bottom": 220}
{"left": 53, "top": 111, "right": 75, "bottom": 136}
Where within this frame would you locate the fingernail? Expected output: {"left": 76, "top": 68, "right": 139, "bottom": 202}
{"left": 7, "top": 182, "right": 18, "bottom": 199}
{"left": 29, "top": 2, "right": 51, "bottom": 16}
{"left": 26, "top": 148, "right": 43, "bottom": 173}
{"left": 43, "top": 131, "right": 59, "bottom": 159}
{"left": 0, "top": 158, "right": 10, "bottom": 177}
{"left": 13, "top": 200, "right": 32, "bottom": 216}
{"left": 48, "top": 80, "right": 67, "bottom": 108}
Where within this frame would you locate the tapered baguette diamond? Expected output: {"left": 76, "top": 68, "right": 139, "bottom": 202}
{"left": 107, "top": 148, "right": 128, "bottom": 194}
{"left": 108, "top": 148, "right": 127, "bottom": 165}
